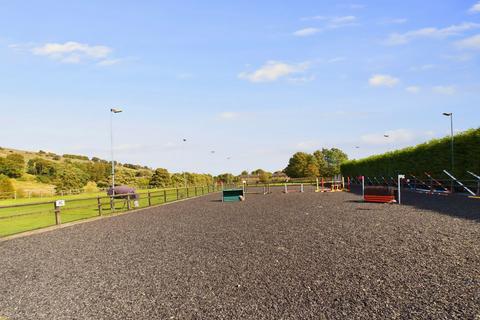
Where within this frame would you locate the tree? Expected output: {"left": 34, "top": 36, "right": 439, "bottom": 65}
{"left": 216, "top": 173, "right": 236, "bottom": 184}
{"left": 149, "top": 168, "right": 171, "bottom": 188}
{"left": 305, "top": 156, "right": 320, "bottom": 178}
{"left": 0, "top": 154, "right": 25, "bottom": 178}
{"left": 284, "top": 152, "right": 314, "bottom": 178}
{"left": 54, "top": 165, "right": 89, "bottom": 193}
{"left": 241, "top": 170, "right": 248, "bottom": 176}
{"left": 0, "top": 174, "right": 14, "bottom": 198}
{"left": 313, "top": 150, "right": 329, "bottom": 176}
{"left": 27, "top": 157, "right": 57, "bottom": 177}
{"left": 322, "top": 148, "right": 348, "bottom": 176}
{"left": 258, "top": 171, "right": 272, "bottom": 184}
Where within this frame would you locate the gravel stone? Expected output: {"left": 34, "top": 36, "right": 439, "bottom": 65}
{"left": 0, "top": 187, "right": 479, "bottom": 319}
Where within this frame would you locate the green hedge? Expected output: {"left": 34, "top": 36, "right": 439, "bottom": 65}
{"left": 341, "top": 128, "right": 480, "bottom": 181}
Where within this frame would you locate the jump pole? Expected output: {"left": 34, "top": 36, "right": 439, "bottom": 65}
{"left": 361, "top": 176, "right": 365, "bottom": 198}
{"left": 284, "top": 183, "right": 288, "bottom": 194}
{"left": 398, "top": 174, "right": 405, "bottom": 204}
{"left": 443, "top": 170, "right": 476, "bottom": 196}
{"left": 301, "top": 184, "right": 304, "bottom": 193}
{"left": 467, "top": 171, "right": 480, "bottom": 195}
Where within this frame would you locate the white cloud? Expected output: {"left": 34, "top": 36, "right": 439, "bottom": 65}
{"left": 385, "top": 22, "right": 480, "bottom": 45}
{"left": 432, "top": 86, "right": 456, "bottom": 95}
{"left": 380, "top": 18, "right": 407, "bottom": 25}
{"left": 456, "top": 34, "right": 480, "bottom": 49}
{"left": 409, "top": 64, "right": 435, "bottom": 72}
{"left": 293, "top": 27, "right": 321, "bottom": 37}
{"left": 361, "top": 129, "right": 416, "bottom": 145}
{"left": 288, "top": 75, "right": 316, "bottom": 83}
{"left": 329, "top": 16, "right": 357, "bottom": 28}
{"left": 14, "top": 41, "right": 122, "bottom": 65}
{"left": 218, "top": 112, "right": 240, "bottom": 120}
{"left": 238, "top": 61, "right": 309, "bottom": 83}
{"left": 369, "top": 74, "right": 399, "bottom": 87}
{"left": 327, "top": 56, "right": 346, "bottom": 63}
{"left": 406, "top": 86, "right": 421, "bottom": 93}
{"left": 97, "top": 58, "right": 123, "bottom": 66}
{"left": 297, "top": 15, "right": 358, "bottom": 31}
{"left": 469, "top": 2, "right": 480, "bottom": 13}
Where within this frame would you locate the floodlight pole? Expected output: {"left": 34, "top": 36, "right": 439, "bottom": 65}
{"left": 443, "top": 113, "right": 454, "bottom": 172}
{"left": 182, "top": 138, "right": 187, "bottom": 189}
{"left": 110, "top": 108, "right": 123, "bottom": 196}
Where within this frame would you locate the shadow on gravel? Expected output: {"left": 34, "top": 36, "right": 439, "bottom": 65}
{"left": 350, "top": 186, "right": 480, "bottom": 222}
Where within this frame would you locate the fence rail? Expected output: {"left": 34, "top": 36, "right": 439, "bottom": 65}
{"left": 0, "top": 185, "right": 221, "bottom": 238}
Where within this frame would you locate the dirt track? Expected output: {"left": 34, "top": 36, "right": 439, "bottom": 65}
{"left": 0, "top": 188, "right": 479, "bottom": 319}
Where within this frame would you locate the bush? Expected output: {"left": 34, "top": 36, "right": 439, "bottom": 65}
{"left": 27, "top": 157, "right": 57, "bottom": 177}
{"left": 0, "top": 155, "right": 24, "bottom": 178}
{"left": 54, "top": 165, "right": 89, "bottom": 193}
{"left": 83, "top": 181, "right": 99, "bottom": 193}
{"left": 62, "top": 154, "right": 89, "bottom": 161}
{"left": 149, "top": 168, "right": 171, "bottom": 188}
{"left": 0, "top": 175, "right": 14, "bottom": 198}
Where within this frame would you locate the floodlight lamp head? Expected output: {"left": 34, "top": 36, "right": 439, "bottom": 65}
{"left": 442, "top": 112, "right": 452, "bottom": 116}
{"left": 384, "top": 134, "right": 390, "bottom": 138}
{"left": 111, "top": 108, "right": 123, "bottom": 113}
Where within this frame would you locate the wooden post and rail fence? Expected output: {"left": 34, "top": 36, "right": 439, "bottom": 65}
{"left": 0, "top": 185, "right": 221, "bottom": 237}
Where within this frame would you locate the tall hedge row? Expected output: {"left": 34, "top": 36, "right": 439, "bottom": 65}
{"left": 341, "top": 128, "right": 480, "bottom": 181}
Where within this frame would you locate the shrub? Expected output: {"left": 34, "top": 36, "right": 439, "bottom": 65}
{"left": 83, "top": 181, "right": 99, "bottom": 193}
{"left": 0, "top": 175, "right": 14, "bottom": 198}
{"left": 0, "top": 155, "right": 24, "bottom": 178}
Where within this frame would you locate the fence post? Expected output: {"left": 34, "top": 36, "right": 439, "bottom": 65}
{"left": 164, "top": 189, "right": 167, "bottom": 203}
{"left": 127, "top": 194, "right": 131, "bottom": 210}
{"left": 111, "top": 196, "right": 115, "bottom": 213}
{"left": 195, "top": 186, "right": 197, "bottom": 196}
{"left": 176, "top": 188, "right": 179, "bottom": 200}
{"left": 187, "top": 187, "right": 189, "bottom": 198}
{"left": 97, "top": 196, "right": 102, "bottom": 216}
{"left": 148, "top": 191, "right": 152, "bottom": 206}
{"left": 53, "top": 202, "right": 61, "bottom": 225}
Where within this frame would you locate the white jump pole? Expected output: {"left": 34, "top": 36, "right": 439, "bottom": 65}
{"left": 316, "top": 178, "right": 319, "bottom": 191}
{"left": 284, "top": 183, "right": 288, "bottom": 193}
{"left": 398, "top": 174, "right": 405, "bottom": 204}
{"left": 361, "top": 176, "right": 365, "bottom": 199}
{"left": 443, "top": 170, "right": 476, "bottom": 196}
{"left": 301, "top": 184, "right": 304, "bottom": 193}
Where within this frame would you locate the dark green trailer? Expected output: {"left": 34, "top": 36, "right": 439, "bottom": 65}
{"left": 222, "top": 189, "right": 245, "bottom": 202}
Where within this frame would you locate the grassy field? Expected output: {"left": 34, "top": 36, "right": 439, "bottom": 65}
{"left": 0, "top": 186, "right": 218, "bottom": 237}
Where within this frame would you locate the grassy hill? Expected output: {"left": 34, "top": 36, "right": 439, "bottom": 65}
{"left": 0, "top": 146, "right": 214, "bottom": 199}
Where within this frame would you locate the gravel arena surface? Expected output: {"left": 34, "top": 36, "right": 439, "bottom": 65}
{"left": 1, "top": 187, "right": 479, "bottom": 319}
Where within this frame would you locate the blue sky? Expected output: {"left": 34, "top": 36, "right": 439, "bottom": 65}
{"left": 1, "top": 1, "right": 479, "bottom": 174}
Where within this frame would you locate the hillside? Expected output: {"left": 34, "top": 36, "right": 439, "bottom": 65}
{"left": 0, "top": 146, "right": 214, "bottom": 198}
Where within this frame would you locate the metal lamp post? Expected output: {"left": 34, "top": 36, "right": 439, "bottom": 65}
{"left": 442, "top": 113, "right": 454, "bottom": 172}
{"left": 384, "top": 134, "right": 391, "bottom": 177}
{"left": 182, "top": 138, "right": 187, "bottom": 189}
{"left": 110, "top": 108, "right": 123, "bottom": 196}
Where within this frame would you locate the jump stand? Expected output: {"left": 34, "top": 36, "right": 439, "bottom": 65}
{"left": 362, "top": 175, "right": 404, "bottom": 204}
{"left": 284, "top": 183, "right": 304, "bottom": 193}
{"left": 315, "top": 177, "right": 344, "bottom": 192}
